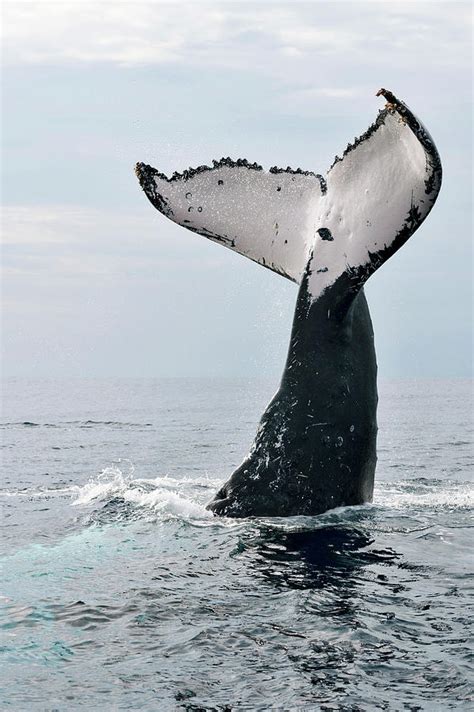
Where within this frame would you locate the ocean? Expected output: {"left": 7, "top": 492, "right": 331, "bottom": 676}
{"left": 1, "top": 377, "right": 473, "bottom": 710}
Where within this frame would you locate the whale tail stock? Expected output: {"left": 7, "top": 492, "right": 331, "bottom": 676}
{"left": 135, "top": 89, "right": 442, "bottom": 306}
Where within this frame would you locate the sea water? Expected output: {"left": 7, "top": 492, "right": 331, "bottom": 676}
{"left": 1, "top": 378, "right": 472, "bottom": 710}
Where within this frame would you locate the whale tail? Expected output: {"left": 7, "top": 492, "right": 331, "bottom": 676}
{"left": 135, "top": 89, "right": 442, "bottom": 518}
{"left": 135, "top": 89, "right": 442, "bottom": 302}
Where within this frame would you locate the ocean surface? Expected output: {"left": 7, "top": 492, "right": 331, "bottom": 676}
{"left": 1, "top": 377, "right": 473, "bottom": 711}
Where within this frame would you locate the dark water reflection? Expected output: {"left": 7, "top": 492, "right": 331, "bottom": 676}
{"left": 248, "top": 524, "right": 390, "bottom": 590}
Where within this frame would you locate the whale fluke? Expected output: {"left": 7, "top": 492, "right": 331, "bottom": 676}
{"left": 136, "top": 89, "right": 441, "bottom": 296}
{"left": 135, "top": 89, "right": 442, "bottom": 517}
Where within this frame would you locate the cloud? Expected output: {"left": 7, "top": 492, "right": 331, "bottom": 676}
{"left": 1, "top": 204, "right": 228, "bottom": 283}
{"left": 289, "top": 86, "right": 360, "bottom": 100}
{"left": 2, "top": 1, "right": 469, "bottom": 74}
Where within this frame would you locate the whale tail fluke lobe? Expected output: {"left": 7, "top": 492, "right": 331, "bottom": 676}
{"left": 306, "top": 88, "right": 442, "bottom": 307}
{"left": 134, "top": 159, "right": 324, "bottom": 284}
{"left": 135, "top": 89, "right": 442, "bottom": 518}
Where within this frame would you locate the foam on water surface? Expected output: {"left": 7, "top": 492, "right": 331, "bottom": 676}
{"left": 1, "top": 465, "right": 473, "bottom": 520}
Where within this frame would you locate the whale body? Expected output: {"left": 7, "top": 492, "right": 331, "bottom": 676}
{"left": 135, "top": 89, "right": 442, "bottom": 517}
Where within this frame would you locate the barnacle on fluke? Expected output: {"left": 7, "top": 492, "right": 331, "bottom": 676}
{"left": 135, "top": 89, "right": 442, "bottom": 518}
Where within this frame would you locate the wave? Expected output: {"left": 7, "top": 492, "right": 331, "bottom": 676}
{"left": 1, "top": 468, "right": 472, "bottom": 525}
{"left": 0, "top": 420, "right": 153, "bottom": 429}
{"left": 70, "top": 466, "right": 217, "bottom": 522}
{"left": 375, "top": 478, "right": 474, "bottom": 510}
{"left": 0, "top": 486, "right": 77, "bottom": 498}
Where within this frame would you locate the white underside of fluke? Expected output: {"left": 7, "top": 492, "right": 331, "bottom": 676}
{"left": 136, "top": 91, "right": 441, "bottom": 302}
{"left": 308, "top": 113, "right": 429, "bottom": 298}
{"left": 139, "top": 163, "right": 324, "bottom": 283}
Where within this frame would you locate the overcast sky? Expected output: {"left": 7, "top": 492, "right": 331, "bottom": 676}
{"left": 2, "top": 1, "right": 472, "bottom": 379}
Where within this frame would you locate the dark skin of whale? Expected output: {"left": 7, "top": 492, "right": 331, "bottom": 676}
{"left": 207, "top": 257, "right": 378, "bottom": 517}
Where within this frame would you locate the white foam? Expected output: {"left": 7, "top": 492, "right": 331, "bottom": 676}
{"left": 374, "top": 481, "right": 474, "bottom": 510}
{"left": 71, "top": 466, "right": 130, "bottom": 505}
{"left": 3, "top": 470, "right": 471, "bottom": 520}
{"left": 134, "top": 474, "right": 223, "bottom": 489}
{"left": 71, "top": 466, "right": 215, "bottom": 521}
{"left": 0, "top": 486, "right": 78, "bottom": 498}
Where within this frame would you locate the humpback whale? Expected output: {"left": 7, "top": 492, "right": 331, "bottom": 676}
{"left": 135, "top": 89, "right": 442, "bottom": 518}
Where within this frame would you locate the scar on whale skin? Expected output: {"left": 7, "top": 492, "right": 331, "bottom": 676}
{"left": 135, "top": 88, "right": 442, "bottom": 518}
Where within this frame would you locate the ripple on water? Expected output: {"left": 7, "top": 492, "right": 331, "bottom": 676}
{"left": 0, "top": 378, "right": 473, "bottom": 709}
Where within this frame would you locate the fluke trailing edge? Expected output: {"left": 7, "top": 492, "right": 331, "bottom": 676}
{"left": 135, "top": 89, "right": 442, "bottom": 518}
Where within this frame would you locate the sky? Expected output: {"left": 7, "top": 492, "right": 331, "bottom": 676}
{"left": 1, "top": 1, "right": 472, "bottom": 379}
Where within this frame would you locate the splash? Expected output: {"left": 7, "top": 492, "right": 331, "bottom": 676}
{"left": 1, "top": 469, "right": 471, "bottom": 520}
{"left": 71, "top": 466, "right": 216, "bottom": 521}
